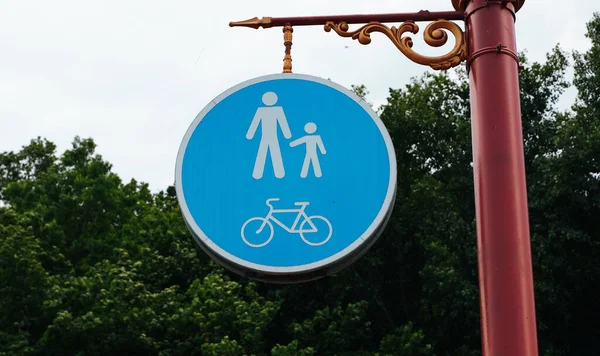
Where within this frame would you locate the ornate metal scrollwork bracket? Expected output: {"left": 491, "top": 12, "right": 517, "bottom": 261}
{"left": 323, "top": 20, "right": 466, "bottom": 70}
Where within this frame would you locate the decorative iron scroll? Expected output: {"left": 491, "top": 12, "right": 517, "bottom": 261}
{"left": 323, "top": 20, "right": 466, "bottom": 70}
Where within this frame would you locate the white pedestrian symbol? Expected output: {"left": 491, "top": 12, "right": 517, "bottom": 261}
{"left": 246, "top": 91, "right": 292, "bottom": 179}
{"left": 289, "top": 122, "right": 327, "bottom": 178}
{"left": 241, "top": 198, "right": 332, "bottom": 248}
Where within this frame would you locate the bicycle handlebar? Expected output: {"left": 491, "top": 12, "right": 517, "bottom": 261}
{"left": 266, "top": 198, "right": 310, "bottom": 209}
{"left": 266, "top": 198, "right": 280, "bottom": 207}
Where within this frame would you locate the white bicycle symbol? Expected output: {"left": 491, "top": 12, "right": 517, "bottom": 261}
{"left": 241, "top": 198, "right": 333, "bottom": 248}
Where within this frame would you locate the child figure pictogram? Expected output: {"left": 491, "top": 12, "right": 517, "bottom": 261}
{"left": 289, "top": 122, "right": 327, "bottom": 178}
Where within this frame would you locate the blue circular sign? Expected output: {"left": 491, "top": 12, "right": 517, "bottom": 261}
{"left": 176, "top": 73, "right": 396, "bottom": 280}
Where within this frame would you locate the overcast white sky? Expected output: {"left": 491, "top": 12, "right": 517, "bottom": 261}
{"left": 0, "top": 1, "right": 597, "bottom": 192}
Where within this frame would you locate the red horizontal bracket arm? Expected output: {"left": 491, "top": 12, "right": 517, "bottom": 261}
{"left": 229, "top": 10, "right": 465, "bottom": 29}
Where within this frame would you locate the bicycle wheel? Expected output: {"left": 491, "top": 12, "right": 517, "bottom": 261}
{"left": 299, "top": 215, "right": 332, "bottom": 246}
{"left": 241, "top": 217, "right": 274, "bottom": 247}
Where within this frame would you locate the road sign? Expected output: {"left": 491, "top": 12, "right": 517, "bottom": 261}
{"left": 175, "top": 73, "right": 397, "bottom": 283}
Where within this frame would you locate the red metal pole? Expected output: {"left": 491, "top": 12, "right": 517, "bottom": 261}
{"left": 465, "top": 0, "right": 538, "bottom": 354}
{"left": 265, "top": 10, "right": 465, "bottom": 26}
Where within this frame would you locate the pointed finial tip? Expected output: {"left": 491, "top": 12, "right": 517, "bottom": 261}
{"left": 229, "top": 16, "right": 272, "bottom": 29}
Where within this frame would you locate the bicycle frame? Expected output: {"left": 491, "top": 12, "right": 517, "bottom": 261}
{"left": 261, "top": 205, "right": 317, "bottom": 233}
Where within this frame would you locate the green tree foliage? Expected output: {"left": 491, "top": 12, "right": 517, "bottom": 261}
{"left": 1, "top": 13, "right": 599, "bottom": 355}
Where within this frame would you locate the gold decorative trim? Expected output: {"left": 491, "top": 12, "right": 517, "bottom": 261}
{"left": 229, "top": 17, "right": 273, "bottom": 29}
{"left": 452, "top": 0, "right": 525, "bottom": 12}
{"left": 324, "top": 20, "right": 466, "bottom": 70}
{"left": 283, "top": 25, "right": 293, "bottom": 73}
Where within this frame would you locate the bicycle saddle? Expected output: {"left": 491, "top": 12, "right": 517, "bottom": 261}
{"left": 294, "top": 201, "right": 310, "bottom": 206}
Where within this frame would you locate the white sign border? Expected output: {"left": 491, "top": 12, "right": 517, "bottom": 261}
{"left": 175, "top": 73, "right": 397, "bottom": 275}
